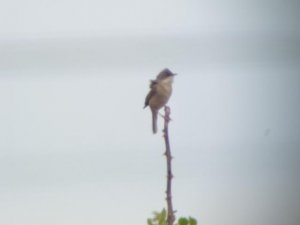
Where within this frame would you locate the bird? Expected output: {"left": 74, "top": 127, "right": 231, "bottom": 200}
{"left": 144, "top": 68, "right": 177, "bottom": 134}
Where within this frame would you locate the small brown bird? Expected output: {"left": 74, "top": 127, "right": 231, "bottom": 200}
{"left": 144, "top": 68, "right": 177, "bottom": 134}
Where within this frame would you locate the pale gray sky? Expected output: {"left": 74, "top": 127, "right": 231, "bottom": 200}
{"left": 0, "top": 0, "right": 300, "bottom": 38}
{"left": 0, "top": 1, "right": 300, "bottom": 225}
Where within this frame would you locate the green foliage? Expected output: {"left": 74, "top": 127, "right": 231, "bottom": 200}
{"left": 178, "top": 218, "right": 189, "bottom": 225}
{"left": 147, "top": 209, "right": 197, "bottom": 225}
{"left": 177, "top": 217, "right": 197, "bottom": 225}
{"left": 188, "top": 217, "right": 197, "bottom": 225}
{"left": 178, "top": 217, "right": 197, "bottom": 225}
{"left": 147, "top": 209, "right": 167, "bottom": 225}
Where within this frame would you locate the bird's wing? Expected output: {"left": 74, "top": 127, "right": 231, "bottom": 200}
{"left": 144, "top": 81, "right": 157, "bottom": 108}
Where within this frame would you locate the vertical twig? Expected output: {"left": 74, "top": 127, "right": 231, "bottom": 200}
{"left": 163, "top": 106, "right": 175, "bottom": 225}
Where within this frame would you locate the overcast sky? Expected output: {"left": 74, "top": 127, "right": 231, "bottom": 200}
{"left": 1, "top": 1, "right": 300, "bottom": 225}
{"left": 0, "top": 0, "right": 300, "bottom": 38}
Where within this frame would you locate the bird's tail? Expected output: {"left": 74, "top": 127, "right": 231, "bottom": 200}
{"left": 151, "top": 109, "right": 158, "bottom": 134}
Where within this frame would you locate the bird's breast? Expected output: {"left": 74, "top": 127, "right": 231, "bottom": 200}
{"left": 149, "top": 82, "right": 172, "bottom": 110}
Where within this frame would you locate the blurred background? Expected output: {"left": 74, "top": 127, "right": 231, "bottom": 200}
{"left": 1, "top": 1, "right": 300, "bottom": 225}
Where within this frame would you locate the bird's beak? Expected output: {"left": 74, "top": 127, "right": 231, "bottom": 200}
{"left": 172, "top": 73, "right": 178, "bottom": 76}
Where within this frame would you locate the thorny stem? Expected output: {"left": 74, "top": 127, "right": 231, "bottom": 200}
{"left": 163, "top": 106, "right": 175, "bottom": 225}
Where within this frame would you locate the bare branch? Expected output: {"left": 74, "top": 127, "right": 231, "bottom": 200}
{"left": 163, "top": 106, "right": 175, "bottom": 225}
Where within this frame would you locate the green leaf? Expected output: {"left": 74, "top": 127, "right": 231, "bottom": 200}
{"left": 153, "top": 211, "right": 160, "bottom": 220}
{"left": 178, "top": 217, "right": 189, "bottom": 225}
{"left": 158, "top": 209, "right": 167, "bottom": 225}
{"left": 161, "top": 209, "right": 167, "bottom": 220}
{"left": 147, "top": 218, "right": 154, "bottom": 225}
{"left": 188, "top": 217, "right": 197, "bottom": 225}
